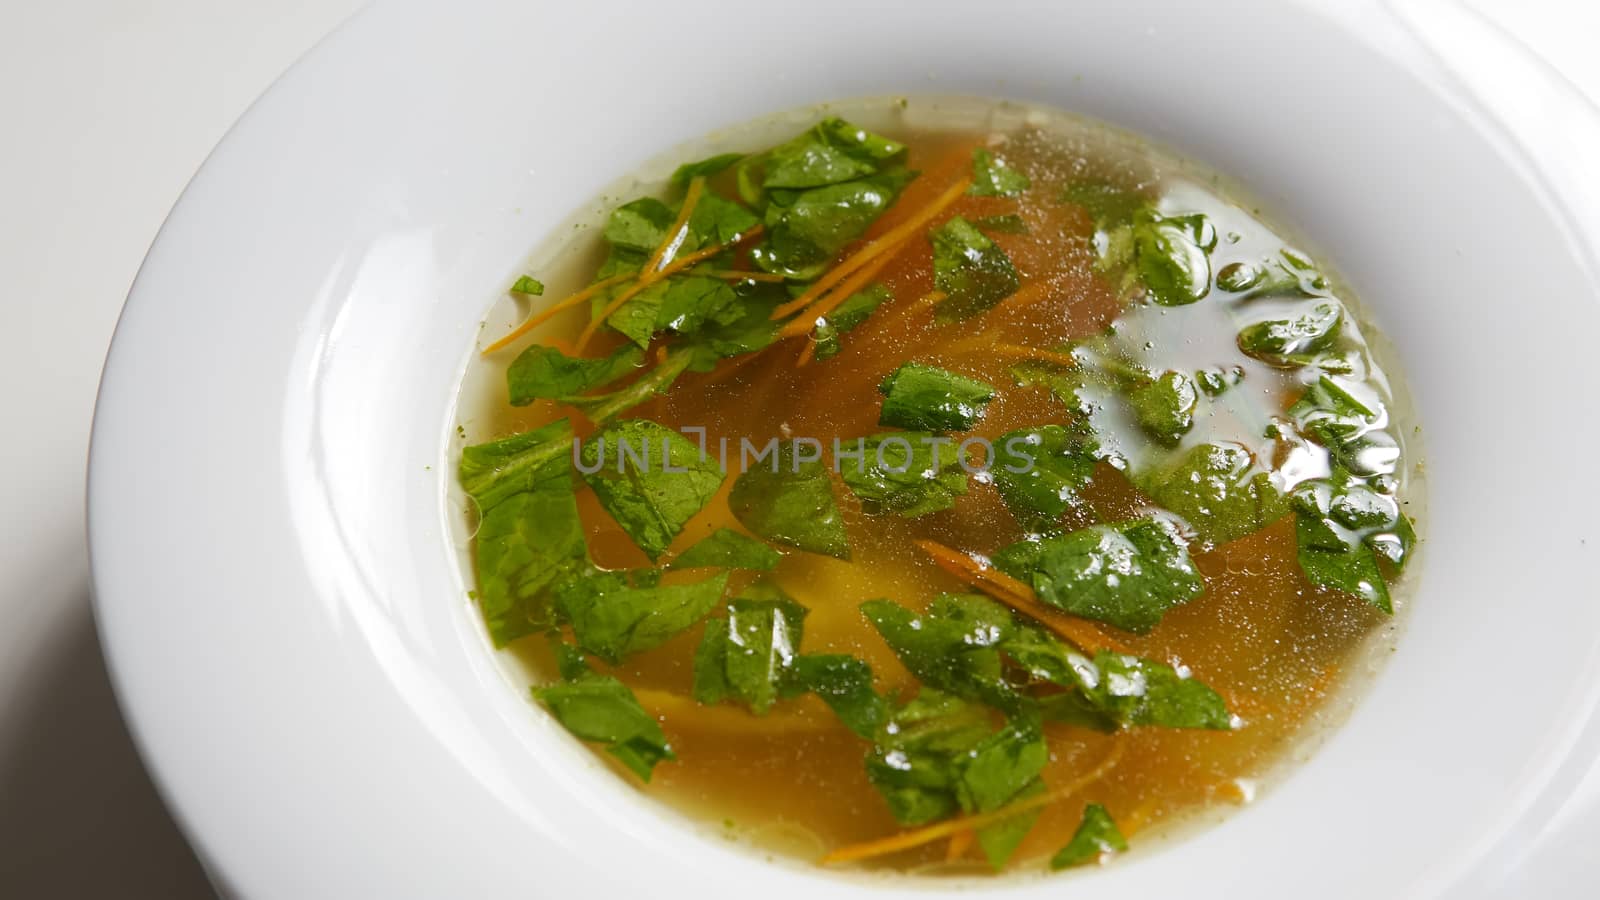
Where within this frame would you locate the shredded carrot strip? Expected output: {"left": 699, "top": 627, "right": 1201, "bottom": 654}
{"left": 780, "top": 245, "right": 899, "bottom": 343}
{"left": 770, "top": 176, "right": 974, "bottom": 321}
{"left": 945, "top": 829, "right": 975, "bottom": 862}
{"left": 480, "top": 272, "right": 636, "bottom": 355}
{"left": 645, "top": 176, "right": 706, "bottom": 276}
{"left": 572, "top": 225, "right": 765, "bottom": 353}
{"left": 819, "top": 744, "right": 1124, "bottom": 865}
{"left": 913, "top": 539, "right": 1129, "bottom": 655}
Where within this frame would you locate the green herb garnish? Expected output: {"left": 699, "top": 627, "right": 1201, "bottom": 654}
{"left": 1050, "top": 803, "right": 1127, "bottom": 868}
{"left": 930, "top": 216, "right": 1020, "bottom": 320}
{"left": 840, "top": 432, "right": 970, "bottom": 517}
{"left": 579, "top": 419, "right": 724, "bottom": 560}
{"left": 993, "top": 516, "right": 1204, "bottom": 633}
{"left": 727, "top": 440, "right": 851, "bottom": 559}
{"left": 877, "top": 362, "right": 996, "bottom": 432}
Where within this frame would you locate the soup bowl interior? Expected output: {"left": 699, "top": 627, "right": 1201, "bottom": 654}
{"left": 88, "top": 0, "right": 1600, "bottom": 897}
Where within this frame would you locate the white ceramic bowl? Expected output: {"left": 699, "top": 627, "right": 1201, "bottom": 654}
{"left": 89, "top": 0, "right": 1600, "bottom": 896}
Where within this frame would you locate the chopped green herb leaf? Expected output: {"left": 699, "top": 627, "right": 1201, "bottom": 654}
{"left": 510, "top": 276, "right": 544, "bottom": 295}
{"left": 753, "top": 169, "right": 917, "bottom": 279}
{"left": 993, "top": 516, "right": 1204, "bottom": 633}
{"left": 507, "top": 343, "right": 643, "bottom": 407}
{"left": 864, "top": 692, "right": 1045, "bottom": 825}
{"left": 786, "top": 654, "right": 885, "bottom": 738}
{"left": 579, "top": 419, "right": 725, "bottom": 560}
{"left": 727, "top": 439, "right": 851, "bottom": 559}
{"left": 839, "top": 432, "right": 970, "bottom": 517}
{"left": 669, "top": 528, "right": 781, "bottom": 571}
{"left": 813, "top": 284, "right": 890, "bottom": 361}
{"left": 534, "top": 673, "right": 674, "bottom": 781}
{"left": 968, "top": 148, "right": 1030, "bottom": 197}
{"left": 1133, "top": 211, "right": 1215, "bottom": 306}
{"left": 556, "top": 569, "right": 728, "bottom": 663}
{"left": 761, "top": 117, "right": 906, "bottom": 190}
{"left": 1140, "top": 442, "right": 1289, "bottom": 546}
{"left": 693, "top": 587, "right": 807, "bottom": 713}
{"left": 671, "top": 152, "right": 745, "bottom": 187}
{"left": 991, "top": 425, "right": 1099, "bottom": 530}
{"left": 877, "top": 362, "right": 996, "bottom": 432}
{"left": 930, "top": 216, "right": 1021, "bottom": 320}
{"left": 1050, "top": 803, "right": 1127, "bottom": 868}
{"left": 606, "top": 274, "right": 740, "bottom": 348}
{"left": 1127, "top": 369, "right": 1199, "bottom": 445}
{"left": 460, "top": 419, "right": 575, "bottom": 511}
{"left": 1237, "top": 300, "right": 1343, "bottom": 367}
{"left": 474, "top": 479, "right": 585, "bottom": 646}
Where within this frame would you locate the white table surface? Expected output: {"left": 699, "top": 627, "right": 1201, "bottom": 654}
{"left": 0, "top": 1, "right": 1592, "bottom": 896}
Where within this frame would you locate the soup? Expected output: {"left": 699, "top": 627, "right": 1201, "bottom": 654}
{"left": 453, "top": 99, "right": 1420, "bottom": 876}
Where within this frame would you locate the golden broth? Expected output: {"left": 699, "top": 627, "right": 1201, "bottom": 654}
{"left": 457, "top": 100, "right": 1420, "bottom": 875}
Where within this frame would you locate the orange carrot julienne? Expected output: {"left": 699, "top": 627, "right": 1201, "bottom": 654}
{"left": 572, "top": 225, "right": 765, "bottom": 353}
{"left": 819, "top": 744, "right": 1124, "bottom": 865}
{"left": 645, "top": 176, "right": 706, "bottom": 276}
{"left": 480, "top": 271, "right": 635, "bottom": 355}
{"left": 945, "top": 829, "right": 975, "bottom": 862}
{"left": 912, "top": 539, "right": 1129, "bottom": 655}
{"left": 780, "top": 242, "right": 900, "bottom": 343}
{"left": 770, "top": 176, "right": 973, "bottom": 322}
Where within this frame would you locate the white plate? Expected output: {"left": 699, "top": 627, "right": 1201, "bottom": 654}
{"left": 88, "top": 0, "right": 1600, "bottom": 896}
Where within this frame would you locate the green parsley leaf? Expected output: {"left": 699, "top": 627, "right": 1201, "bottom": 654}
{"left": 861, "top": 595, "right": 1022, "bottom": 710}
{"left": 1127, "top": 369, "right": 1198, "bottom": 446}
{"left": 785, "top": 654, "right": 885, "bottom": 738}
{"left": 1079, "top": 651, "right": 1231, "bottom": 729}
{"left": 1290, "top": 473, "right": 1409, "bottom": 611}
{"left": 606, "top": 274, "right": 741, "bottom": 348}
{"left": 1050, "top": 803, "right": 1127, "bottom": 868}
{"left": 813, "top": 284, "right": 889, "bottom": 361}
{"left": 993, "top": 516, "right": 1204, "bottom": 633}
{"left": 460, "top": 419, "right": 575, "bottom": 511}
{"left": 727, "top": 439, "right": 851, "bottom": 559}
{"left": 864, "top": 692, "right": 1046, "bottom": 826}
{"left": 604, "top": 197, "right": 676, "bottom": 253}
{"left": 693, "top": 587, "right": 807, "bottom": 713}
{"left": 579, "top": 419, "right": 724, "bottom": 560}
{"left": 556, "top": 569, "right": 728, "bottom": 663}
{"left": 474, "top": 479, "right": 585, "bottom": 647}
{"left": 1059, "top": 180, "right": 1149, "bottom": 230}
{"left": 991, "top": 425, "right": 1099, "bottom": 529}
{"left": 671, "top": 152, "right": 745, "bottom": 187}
{"left": 930, "top": 216, "right": 1021, "bottom": 320}
{"left": 534, "top": 673, "right": 675, "bottom": 781}
{"left": 1237, "top": 300, "right": 1344, "bottom": 367}
{"left": 761, "top": 117, "right": 906, "bottom": 190}
{"left": 668, "top": 528, "right": 781, "bottom": 571}
{"left": 975, "top": 780, "right": 1045, "bottom": 869}
{"left": 679, "top": 286, "right": 784, "bottom": 372}
{"left": 753, "top": 168, "right": 917, "bottom": 279}
{"left": 506, "top": 343, "right": 643, "bottom": 407}
{"left": 510, "top": 276, "right": 544, "bottom": 295}
{"left": 1133, "top": 211, "right": 1215, "bottom": 306}
{"left": 877, "top": 362, "right": 996, "bottom": 432}
{"left": 1288, "top": 375, "right": 1394, "bottom": 476}
{"left": 1139, "top": 442, "right": 1289, "bottom": 546}
{"left": 968, "top": 148, "right": 1031, "bottom": 197}
{"left": 839, "top": 432, "right": 970, "bottom": 517}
